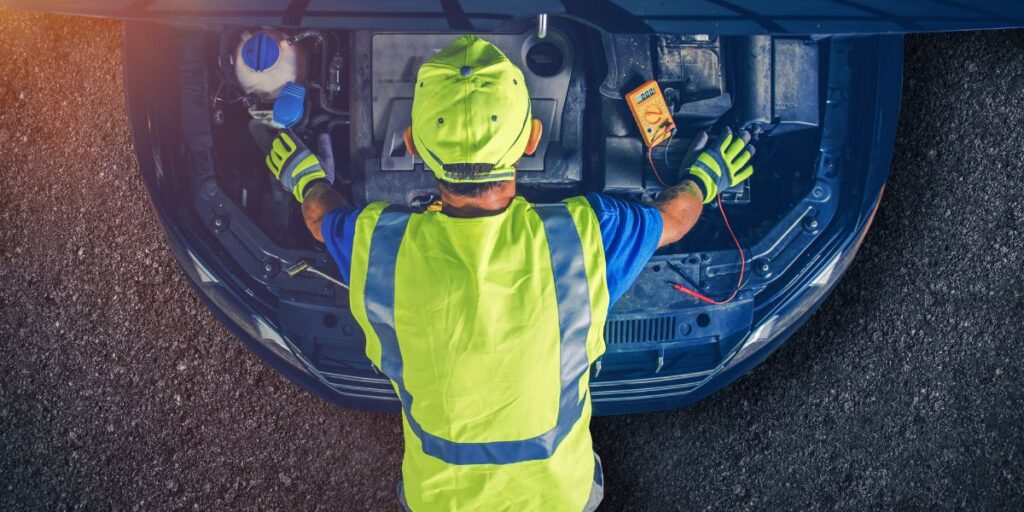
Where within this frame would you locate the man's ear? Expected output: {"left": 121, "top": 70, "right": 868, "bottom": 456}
{"left": 524, "top": 119, "right": 543, "bottom": 156}
{"left": 403, "top": 126, "right": 419, "bottom": 157}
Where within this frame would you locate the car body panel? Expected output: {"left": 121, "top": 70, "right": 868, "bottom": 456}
{"left": 7, "top": 0, "right": 1024, "bottom": 34}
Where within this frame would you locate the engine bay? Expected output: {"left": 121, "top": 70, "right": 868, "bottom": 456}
{"left": 122, "top": 15, "right": 897, "bottom": 411}
{"left": 206, "top": 22, "right": 824, "bottom": 255}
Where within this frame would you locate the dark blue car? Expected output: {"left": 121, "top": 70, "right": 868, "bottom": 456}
{"left": 8, "top": 1, "right": 1023, "bottom": 414}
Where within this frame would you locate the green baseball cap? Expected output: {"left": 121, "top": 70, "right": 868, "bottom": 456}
{"left": 411, "top": 35, "right": 532, "bottom": 184}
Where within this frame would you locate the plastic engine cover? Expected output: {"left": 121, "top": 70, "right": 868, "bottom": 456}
{"left": 349, "top": 27, "right": 586, "bottom": 206}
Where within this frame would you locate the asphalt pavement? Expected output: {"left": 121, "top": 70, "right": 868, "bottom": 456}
{"left": 1, "top": 10, "right": 1022, "bottom": 512}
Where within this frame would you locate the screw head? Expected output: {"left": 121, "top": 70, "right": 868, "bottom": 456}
{"left": 211, "top": 215, "right": 229, "bottom": 232}
{"left": 753, "top": 258, "right": 772, "bottom": 277}
{"left": 804, "top": 217, "right": 820, "bottom": 231}
{"left": 261, "top": 260, "right": 279, "bottom": 278}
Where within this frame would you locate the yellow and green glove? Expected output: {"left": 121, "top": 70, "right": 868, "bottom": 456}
{"left": 265, "top": 130, "right": 330, "bottom": 203}
{"left": 687, "top": 127, "right": 755, "bottom": 204}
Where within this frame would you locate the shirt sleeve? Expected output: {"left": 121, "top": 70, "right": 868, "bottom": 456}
{"left": 320, "top": 205, "right": 366, "bottom": 285}
{"left": 584, "top": 193, "right": 664, "bottom": 306}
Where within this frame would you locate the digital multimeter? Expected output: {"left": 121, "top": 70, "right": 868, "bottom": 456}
{"left": 626, "top": 80, "right": 675, "bottom": 147}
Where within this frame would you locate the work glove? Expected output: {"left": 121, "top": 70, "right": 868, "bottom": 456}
{"left": 265, "top": 130, "right": 330, "bottom": 203}
{"left": 687, "top": 127, "right": 755, "bottom": 204}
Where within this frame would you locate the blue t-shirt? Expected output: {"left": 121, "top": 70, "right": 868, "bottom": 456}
{"left": 321, "top": 193, "right": 663, "bottom": 306}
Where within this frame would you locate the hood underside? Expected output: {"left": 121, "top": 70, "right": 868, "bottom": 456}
{"left": 5, "top": 0, "right": 1024, "bottom": 35}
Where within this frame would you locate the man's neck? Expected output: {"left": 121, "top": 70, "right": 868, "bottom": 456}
{"left": 439, "top": 181, "right": 516, "bottom": 218}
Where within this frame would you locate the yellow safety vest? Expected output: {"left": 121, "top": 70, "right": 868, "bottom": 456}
{"left": 349, "top": 196, "right": 609, "bottom": 511}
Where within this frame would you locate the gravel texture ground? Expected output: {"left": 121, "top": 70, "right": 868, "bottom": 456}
{"left": 1, "top": 10, "right": 1022, "bottom": 512}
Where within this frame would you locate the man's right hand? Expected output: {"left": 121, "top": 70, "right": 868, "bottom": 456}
{"left": 265, "top": 130, "right": 330, "bottom": 203}
{"left": 687, "top": 128, "right": 755, "bottom": 204}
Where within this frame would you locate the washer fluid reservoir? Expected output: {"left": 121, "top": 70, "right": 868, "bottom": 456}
{"left": 235, "top": 30, "right": 304, "bottom": 100}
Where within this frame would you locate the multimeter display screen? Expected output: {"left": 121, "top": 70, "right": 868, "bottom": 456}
{"left": 635, "top": 88, "right": 655, "bottom": 104}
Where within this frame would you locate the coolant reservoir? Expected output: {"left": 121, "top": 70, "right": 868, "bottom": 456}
{"left": 235, "top": 30, "right": 304, "bottom": 100}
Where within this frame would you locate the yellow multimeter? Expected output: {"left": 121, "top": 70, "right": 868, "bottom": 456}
{"left": 626, "top": 80, "right": 675, "bottom": 148}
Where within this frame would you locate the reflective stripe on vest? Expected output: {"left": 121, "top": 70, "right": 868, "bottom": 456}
{"left": 363, "top": 203, "right": 592, "bottom": 466}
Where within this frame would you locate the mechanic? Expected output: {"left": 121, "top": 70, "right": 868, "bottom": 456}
{"left": 263, "top": 35, "right": 754, "bottom": 511}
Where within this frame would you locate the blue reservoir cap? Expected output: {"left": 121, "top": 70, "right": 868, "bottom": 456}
{"left": 241, "top": 32, "right": 280, "bottom": 72}
{"left": 273, "top": 82, "right": 306, "bottom": 128}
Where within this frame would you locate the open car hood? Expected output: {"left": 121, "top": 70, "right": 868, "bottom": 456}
{"left": 4, "top": 0, "right": 1024, "bottom": 34}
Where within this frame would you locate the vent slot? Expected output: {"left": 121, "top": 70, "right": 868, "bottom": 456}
{"left": 604, "top": 316, "right": 678, "bottom": 344}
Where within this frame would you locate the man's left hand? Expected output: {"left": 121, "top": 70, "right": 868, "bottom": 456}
{"left": 687, "top": 127, "right": 755, "bottom": 204}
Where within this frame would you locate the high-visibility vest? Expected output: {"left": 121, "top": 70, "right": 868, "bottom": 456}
{"left": 349, "top": 196, "right": 609, "bottom": 511}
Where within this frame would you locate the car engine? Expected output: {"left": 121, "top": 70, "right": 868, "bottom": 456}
{"left": 207, "top": 22, "right": 823, "bottom": 254}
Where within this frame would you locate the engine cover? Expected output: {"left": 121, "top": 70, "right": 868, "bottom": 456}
{"left": 350, "top": 27, "right": 585, "bottom": 206}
